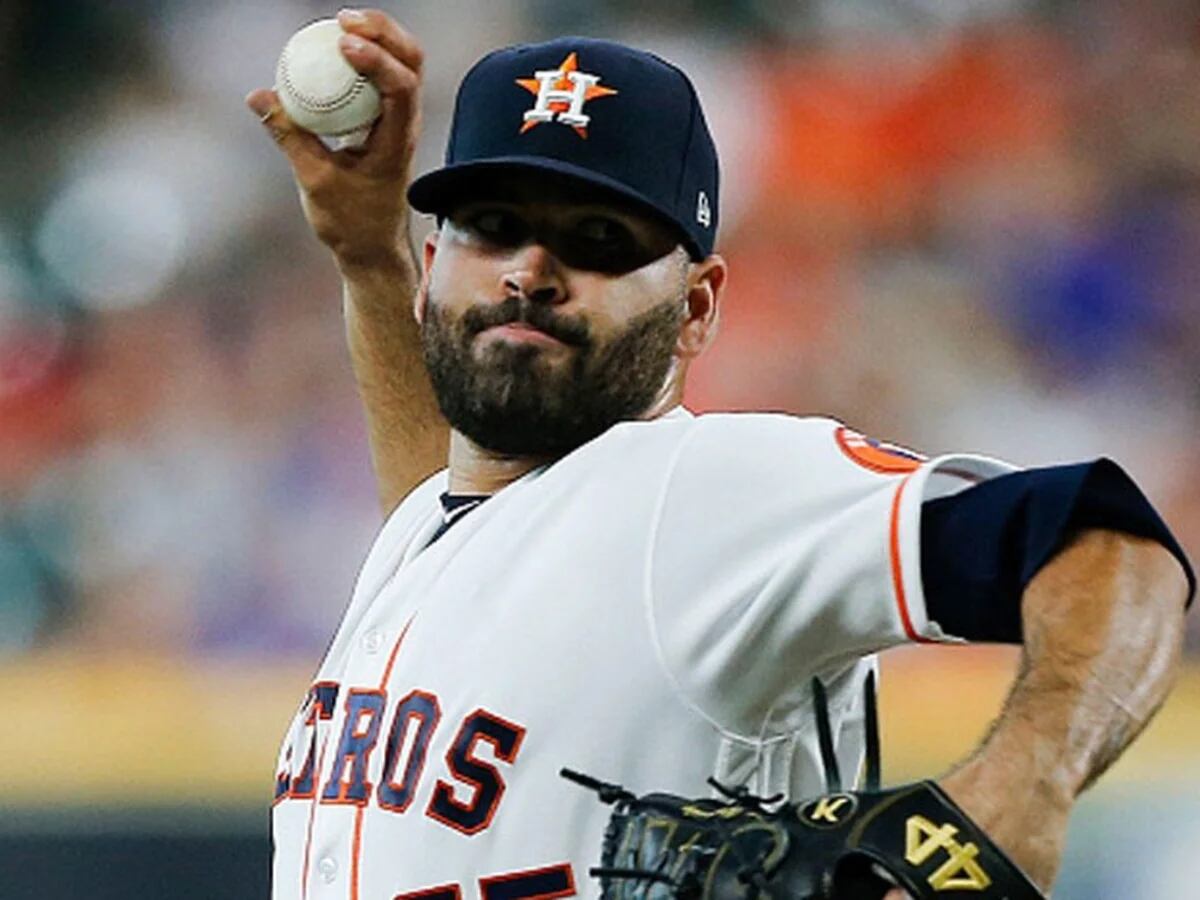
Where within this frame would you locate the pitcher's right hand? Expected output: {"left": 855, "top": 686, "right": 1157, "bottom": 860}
{"left": 247, "top": 8, "right": 424, "bottom": 268}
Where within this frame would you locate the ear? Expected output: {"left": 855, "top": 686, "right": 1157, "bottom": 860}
{"left": 676, "top": 253, "right": 727, "bottom": 359}
{"left": 414, "top": 230, "right": 440, "bottom": 324}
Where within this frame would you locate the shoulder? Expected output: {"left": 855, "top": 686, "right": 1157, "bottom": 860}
{"left": 654, "top": 412, "right": 1023, "bottom": 521}
{"left": 578, "top": 410, "right": 852, "bottom": 487}
{"left": 580, "top": 408, "right": 866, "bottom": 460}
{"left": 605, "top": 408, "right": 847, "bottom": 458}
{"left": 690, "top": 411, "right": 849, "bottom": 453}
{"left": 658, "top": 411, "right": 911, "bottom": 485}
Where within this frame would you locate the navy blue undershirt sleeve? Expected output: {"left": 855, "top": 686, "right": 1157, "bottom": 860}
{"left": 919, "top": 458, "right": 1195, "bottom": 643}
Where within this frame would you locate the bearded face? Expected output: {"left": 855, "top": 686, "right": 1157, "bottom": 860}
{"left": 421, "top": 290, "right": 685, "bottom": 457}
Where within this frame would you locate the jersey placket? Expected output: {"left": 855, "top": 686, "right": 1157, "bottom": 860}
{"left": 304, "top": 615, "right": 415, "bottom": 900}
{"left": 302, "top": 501, "right": 446, "bottom": 900}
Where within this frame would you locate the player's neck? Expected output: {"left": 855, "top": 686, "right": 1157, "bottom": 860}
{"left": 445, "top": 389, "right": 685, "bottom": 495}
{"left": 445, "top": 432, "right": 551, "bottom": 495}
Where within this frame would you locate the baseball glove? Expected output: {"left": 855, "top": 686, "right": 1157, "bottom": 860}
{"left": 563, "top": 675, "right": 1044, "bottom": 899}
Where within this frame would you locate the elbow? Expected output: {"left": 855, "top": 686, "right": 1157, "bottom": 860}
{"left": 1009, "top": 529, "right": 1189, "bottom": 796}
{"left": 1021, "top": 529, "right": 1188, "bottom": 693}
{"left": 1094, "top": 528, "right": 1190, "bottom": 621}
{"left": 1110, "top": 531, "right": 1189, "bottom": 687}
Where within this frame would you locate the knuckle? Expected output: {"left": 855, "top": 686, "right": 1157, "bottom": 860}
{"left": 374, "top": 61, "right": 415, "bottom": 96}
{"left": 367, "top": 9, "right": 422, "bottom": 70}
{"left": 407, "top": 43, "right": 425, "bottom": 71}
{"left": 361, "top": 7, "right": 388, "bottom": 29}
{"left": 401, "top": 70, "right": 420, "bottom": 93}
{"left": 348, "top": 43, "right": 381, "bottom": 70}
{"left": 390, "top": 66, "right": 419, "bottom": 93}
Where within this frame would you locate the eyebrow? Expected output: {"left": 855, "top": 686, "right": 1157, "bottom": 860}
{"left": 456, "top": 199, "right": 669, "bottom": 236}
{"left": 457, "top": 196, "right": 638, "bottom": 216}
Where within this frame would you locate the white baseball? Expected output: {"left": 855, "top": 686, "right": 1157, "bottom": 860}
{"left": 275, "top": 19, "right": 382, "bottom": 144}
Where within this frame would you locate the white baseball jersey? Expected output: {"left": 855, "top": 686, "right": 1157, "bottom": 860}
{"left": 271, "top": 408, "right": 1013, "bottom": 900}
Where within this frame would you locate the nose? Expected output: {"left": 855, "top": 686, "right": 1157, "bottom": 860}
{"left": 501, "top": 243, "right": 566, "bottom": 305}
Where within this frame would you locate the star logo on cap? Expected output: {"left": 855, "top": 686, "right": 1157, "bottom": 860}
{"left": 516, "top": 52, "right": 619, "bottom": 138}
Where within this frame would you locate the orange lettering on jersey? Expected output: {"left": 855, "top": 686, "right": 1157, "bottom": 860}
{"left": 835, "top": 426, "right": 926, "bottom": 475}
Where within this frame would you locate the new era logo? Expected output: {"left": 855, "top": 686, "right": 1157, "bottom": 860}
{"left": 696, "top": 191, "right": 711, "bottom": 227}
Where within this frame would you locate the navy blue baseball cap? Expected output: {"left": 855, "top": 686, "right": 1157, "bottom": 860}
{"left": 407, "top": 36, "right": 720, "bottom": 260}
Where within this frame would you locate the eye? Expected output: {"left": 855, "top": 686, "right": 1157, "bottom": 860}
{"left": 461, "top": 208, "right": 530, "bottom": 248}
{"left": 574, "top": 216, "right": 631, "bottom": 247}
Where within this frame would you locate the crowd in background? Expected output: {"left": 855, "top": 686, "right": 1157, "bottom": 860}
{"left": 1, "top": 0, "right": 1197, "bottom": 662}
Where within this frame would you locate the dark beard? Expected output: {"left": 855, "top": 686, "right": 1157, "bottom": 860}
{"left": 421, "top": 292, "right": 684, "bottom": 456}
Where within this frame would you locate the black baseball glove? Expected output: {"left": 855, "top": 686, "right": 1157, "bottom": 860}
{"left": 563, "top": 675, "right": 1044, "bottom": 899}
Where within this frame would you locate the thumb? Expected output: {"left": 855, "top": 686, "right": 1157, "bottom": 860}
{"left": 245, "top": 88, "right": 330, "bottom": 175}
{"left": 245, "top": 87, "right": 275, "bottom": 119}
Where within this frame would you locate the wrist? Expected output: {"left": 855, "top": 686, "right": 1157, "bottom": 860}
{"left": 337, "top": 240, "right": 422, "bottom": 330}
{"left": 941, "top": 755, "right": 1073, "bottom": 823}
{"left": 334, "top": 239, "right": 415, "bottom": 277}
{"left": 939, "top": 748, "right": 1073, "bottom": 891}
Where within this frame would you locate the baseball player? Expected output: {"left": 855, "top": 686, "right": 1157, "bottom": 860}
{"left": 248, "top": 10, "right": 1194, "bottom": 899}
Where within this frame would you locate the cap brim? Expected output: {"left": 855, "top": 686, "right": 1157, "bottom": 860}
{"left": 407, "top": 157, "right": 703, "bottom": 260}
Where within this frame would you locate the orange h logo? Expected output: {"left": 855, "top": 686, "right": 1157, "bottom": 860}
{"left": 516, "top": 53, "right": 618, "bottom": 138}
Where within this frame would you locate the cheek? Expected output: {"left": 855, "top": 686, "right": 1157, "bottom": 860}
{"left": 427, "top": 255, "right": 463, "bottom": 302}
{"left": 567, "top": 277, "right": 623, "bottom": 336}
{"left": 429, "top": 242, "right": 495, "bottom": 305}
{"left": 575, "top": 260, "right": 680, "bottom": 324}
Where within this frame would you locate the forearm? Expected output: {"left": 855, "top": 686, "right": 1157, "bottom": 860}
{"left": 249, "top": 10, "right": 444, "bottom": 517}
{"left": 340, "top": 248, "right": 448, "bottom": 515}
{"left": 940, "top": 529, "right": 1187, "bottom": 889}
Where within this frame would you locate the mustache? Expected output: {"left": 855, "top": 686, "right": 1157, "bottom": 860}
{"left": 462, "top": 296, "right": 591, "bottom": 347}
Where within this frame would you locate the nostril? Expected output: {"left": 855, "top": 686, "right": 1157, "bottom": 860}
{"left": 528, "top": 285, "right": 560, "bottom": 305}
{"left": 505, "top": 278, "right": 561, "bottom": 305}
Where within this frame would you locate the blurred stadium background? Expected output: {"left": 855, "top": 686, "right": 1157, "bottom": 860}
{"left": 1, "top": 0, "right": 1198, "bottom": 897}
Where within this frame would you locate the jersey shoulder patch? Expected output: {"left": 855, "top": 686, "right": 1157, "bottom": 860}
{"left": 834, "top": 425, "right": 927, "bottom": 475}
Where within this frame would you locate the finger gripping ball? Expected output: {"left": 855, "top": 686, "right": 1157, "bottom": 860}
{"left": 275, "top": 19, "right": 382, "bottom": 144}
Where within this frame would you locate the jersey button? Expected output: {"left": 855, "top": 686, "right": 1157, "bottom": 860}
{"left": 317, "top": 857, "right": 338, "bottom": 883}
{"left": 362, "top": 629, "right": 383, "bottom": 654}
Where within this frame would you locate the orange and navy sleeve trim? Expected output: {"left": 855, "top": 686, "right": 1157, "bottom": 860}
{"left": 920, "top": 458, "right": 1195, "bottom": 643}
